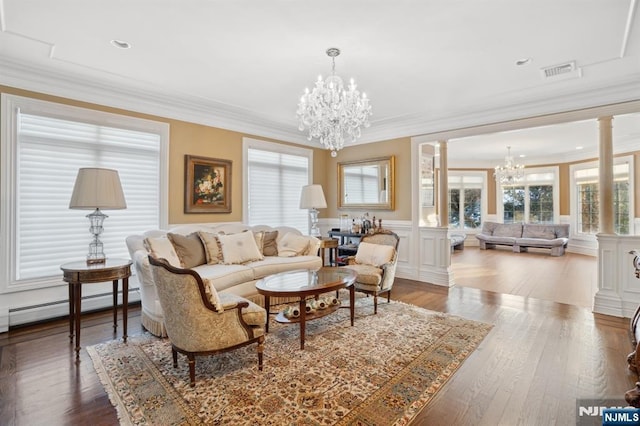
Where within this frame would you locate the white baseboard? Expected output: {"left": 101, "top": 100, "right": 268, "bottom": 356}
{"left": 593, "top": 290, "right": 624, "bottom": 317}
{"left": 6, "top": 288, "right": 140, "bottom": 328}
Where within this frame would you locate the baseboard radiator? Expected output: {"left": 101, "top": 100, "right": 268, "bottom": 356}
{"left": 7, "top": 287, "right": 141, "bottom": 329}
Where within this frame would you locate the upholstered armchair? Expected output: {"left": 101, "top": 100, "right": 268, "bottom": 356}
{"left": 148, "top": 256, "right": 265, "bottom": 386}
{"left": 339, "top": 230, "right": 400, "bottom": 314}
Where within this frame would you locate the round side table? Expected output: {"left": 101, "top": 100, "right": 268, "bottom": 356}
{"left": 61, "top": 258, "right": 132, "bottom": 359}
{"left": 319, "top": 238, "right": 339, "bottom": 266}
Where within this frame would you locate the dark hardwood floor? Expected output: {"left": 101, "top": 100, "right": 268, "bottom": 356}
{"left": 0, "top": 248, "right": 636, "bottom": 425}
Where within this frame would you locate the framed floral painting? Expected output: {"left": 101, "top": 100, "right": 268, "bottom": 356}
{"left": 184, "top": 155, "right": 232, "bottom": 213}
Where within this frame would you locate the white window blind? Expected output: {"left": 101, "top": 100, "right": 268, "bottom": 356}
{"left": 575, "top": 163, "right": 629, "bottom": 184}
{"left": 246, "top": 146, "right": 310, "bottom": 233}
{"left": 15, "top": 112, "right": 161, "bottom": 281}
{"left": 343, "top": 165, "right": 380, "bottom": 204}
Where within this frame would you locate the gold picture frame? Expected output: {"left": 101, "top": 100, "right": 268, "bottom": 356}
{"left": 338, "top": 156, "right": 395, "bottom": 210}
{"left": 184, "top": 155, "right": 232, "bottom": 213}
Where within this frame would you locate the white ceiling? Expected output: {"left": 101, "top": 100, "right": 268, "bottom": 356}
{"left": 1, "top": 0, "right": 639, "bottom": 166}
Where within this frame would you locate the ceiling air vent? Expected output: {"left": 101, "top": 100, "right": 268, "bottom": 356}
{"left": 540, "top": 61, "right": 582, "bottom": 81}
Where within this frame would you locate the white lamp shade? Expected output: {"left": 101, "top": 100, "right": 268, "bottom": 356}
{"left": 299, "top": 184, "right": 327, "bottom": 209}
{"left": 69, "top": 168, "right": 127, "bottom": 210}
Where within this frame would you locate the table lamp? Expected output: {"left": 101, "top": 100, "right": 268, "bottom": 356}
{"left": 299, "top": 184, "right": 327, "bottom": 237}
{"left": 69, "top": 168, "right": 127, "bottom": 264}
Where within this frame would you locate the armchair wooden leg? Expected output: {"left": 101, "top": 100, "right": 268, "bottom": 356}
{"left": 626, "top": 382, "right": 640, "bottom": 408}
{"left": 188, "top": 355, "right": 196, "bottom": 387}
{"left": 373, "top": 294, "right": 378, "bottom": 314}
{"left": 387, "top": 289, "right": 391, "bottom": 303}
{"left": 628, "top": 350, "right": 638, "bottom": 374}
{"left": 172, "top": 347, "right": 178, "bottom": 368}
{"left": 257, "top": 335, "right": 265, "bottom": 371}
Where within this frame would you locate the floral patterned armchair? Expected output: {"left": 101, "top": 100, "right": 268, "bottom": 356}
{"left": 339, "top": 229, "right": 400, "bottom": 314}
{"left": 148, "top": 256, "right": 265, "bottom": 386}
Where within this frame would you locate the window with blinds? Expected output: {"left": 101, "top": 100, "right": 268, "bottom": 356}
{"left": 244, "top": 140, "right": 312, "bottom": 233}
{"left": 1, "top": 94, "right": 168, "bottom": 288}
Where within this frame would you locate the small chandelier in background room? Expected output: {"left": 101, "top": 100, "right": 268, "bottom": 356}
{"left": 296, "top": 47, "right": 372, "bottom": 157}
{"left": 494, "top": 146, "right": 525, "bottom": 185}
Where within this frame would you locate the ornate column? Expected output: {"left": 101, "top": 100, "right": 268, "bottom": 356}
{"left": 594, "top": 115, "right": 624, "bottom": 317}
{"left": 598, "top": 116, "right": 614, "bottom": 234}
{"left": 438, "top": 140, "right": 449, "bottom": 227}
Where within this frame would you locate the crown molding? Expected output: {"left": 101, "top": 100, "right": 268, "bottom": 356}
{"left": 445, "top": 135, "right": 639, "bottom": 168}
{"left": 0, "top": 58, "right": 310, "bottom": 145}
{"left": 1, "top": 58, "right": 638, "bottom": 149}
{"left": 358, "top": 74, "right": 640, "bottom": 144}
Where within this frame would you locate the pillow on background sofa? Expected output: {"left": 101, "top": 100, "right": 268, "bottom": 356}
{"left": 218, "top": 231, "right": 264, "bottom": 264}
{"left": 144, "top": 236, "right": 181, "bottom": 267}
{"left": 522, "top": 225, "right": 556, "bottom": 240}
{"left": 167, "top": 232, "right": 206, "bottom": 268}
{"left": 277, "top": 232, "right": 310, "bottom": 257}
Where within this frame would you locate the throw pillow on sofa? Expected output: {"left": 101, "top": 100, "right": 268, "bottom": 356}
{"left": 167, "top": 232, "right": 206, "bottom": 268}
{"left": 277, "top": 232, "right": 310, "bottom": 257}
{"left": 198, "top": 231, "right": 224, "bottom": 265}
{"left": 218, "top": 231, "right": 264, "bottom": 264}
{"left": 252, "top": 230, "right": 265, "bottom": 255}
{"left": 144, "top": 236, "right": 181, "bottom": 267}
{"left": 201, "top": 277, "right": 224, "bottom": 313}
{"left": 262, "top": 230, "right": 278, "bottom": 256}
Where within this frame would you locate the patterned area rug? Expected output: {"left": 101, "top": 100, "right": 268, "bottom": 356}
{"left": 88, "top": 296, "right": 492, "bottom": 425}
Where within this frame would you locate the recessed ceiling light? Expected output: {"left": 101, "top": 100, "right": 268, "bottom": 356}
{"left": 515, "top": 58, "right": 532, "bottom": 66}
{"left": 576, "top": 146, "right": 583, "bottom": 150}
{"left": 519, "top": 154, "right": 526, "bottom": 158}
{"left": 111, "top": 39, "right": 131, "bottom": 49}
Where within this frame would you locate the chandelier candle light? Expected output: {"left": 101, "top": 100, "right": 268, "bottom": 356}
{"left": 494, "top": 146, "right": 525, "bottom": 185}
{"left": 297, "top": 48, "right": 372, "bottom": 157}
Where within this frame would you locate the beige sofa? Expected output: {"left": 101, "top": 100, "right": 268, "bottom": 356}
{"left": 126, "top": 224, "right": 322, "bottom": 337}
{"left": 475, "top": 222, "right": 569, "bottom": 256}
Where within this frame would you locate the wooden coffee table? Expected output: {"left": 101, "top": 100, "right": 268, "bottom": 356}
{"left": 255, "top": 267, "right": 356, "bottom": 349}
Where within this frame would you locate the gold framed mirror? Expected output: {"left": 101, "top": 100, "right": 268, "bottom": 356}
{"left": 338, "top": 156, "right": 395, "bottom": 210}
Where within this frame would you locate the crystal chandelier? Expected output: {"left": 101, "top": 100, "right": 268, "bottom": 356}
{"left": 296, "top": 48, "right": 372, "bottom": 157}
{"left": 494, "top": 146, "right": 525, "bottom": 185}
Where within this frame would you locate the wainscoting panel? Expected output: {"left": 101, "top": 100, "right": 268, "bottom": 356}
{"left": 594, "top": 234, "right": 640, "bottom": 318}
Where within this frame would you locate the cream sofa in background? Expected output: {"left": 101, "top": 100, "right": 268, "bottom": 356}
{"left": 475, "top": 221, "right": 570, "bottom": 256}
{"left": 126, "top": 224, "right": 322, "bottom": 337}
